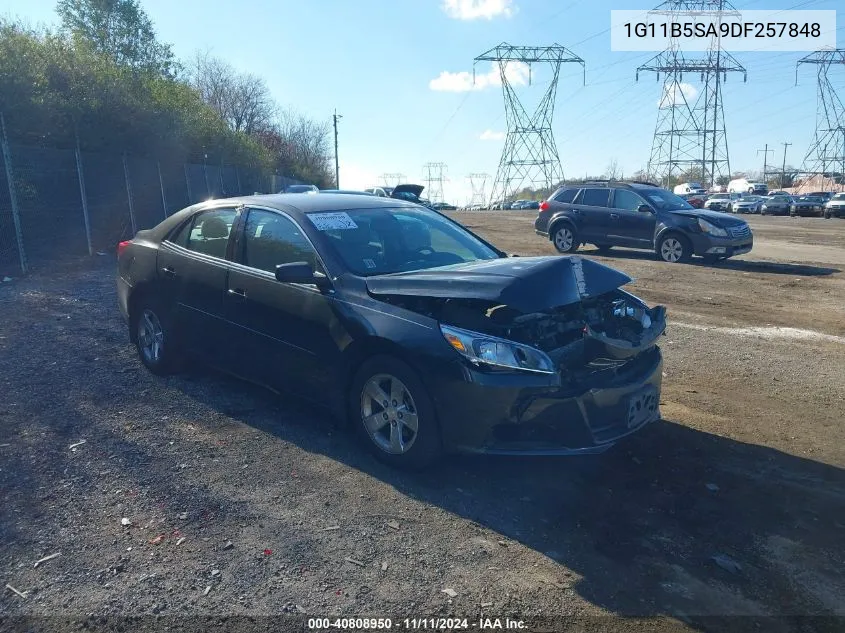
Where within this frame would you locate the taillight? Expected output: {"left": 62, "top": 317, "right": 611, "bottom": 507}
{"left": 539, "top": 200, "right": 550, "bottom": 212}
{"left": 117, "top": 240, "right": 131, "bottom": 258}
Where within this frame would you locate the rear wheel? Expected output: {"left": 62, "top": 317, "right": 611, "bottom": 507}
{"left": 131, "top": 298, "right": 179, "bottom": 375}
{"left": 657, "top": 233, "right": 691, "bottom": 263}
{"left": 551, "top": 224, "right": 579, "bottom": 253}
{"left": 349, "top": 355, "right": 442, "bottom": 470}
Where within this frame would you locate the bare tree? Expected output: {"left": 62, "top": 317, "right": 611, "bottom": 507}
{"left": 257, "top": 109, "right": 334, "bottom": 187}
{"left": 604, "top": 158, "right": 622, "bottom": 180}
{"left": 187, "top": 51, "right": 275, "bottom": 135}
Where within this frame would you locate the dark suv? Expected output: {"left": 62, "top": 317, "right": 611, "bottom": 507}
{"left": 534, "top": 181, "right": 753, "bottom": 263}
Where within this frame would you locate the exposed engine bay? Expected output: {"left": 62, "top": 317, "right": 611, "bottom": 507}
{"left": 378, "top": 289, "right": 666, "bottom": 388}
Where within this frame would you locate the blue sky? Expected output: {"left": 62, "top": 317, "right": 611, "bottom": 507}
{"left": 4, "top": 0, "right": 844, "bottom": 203}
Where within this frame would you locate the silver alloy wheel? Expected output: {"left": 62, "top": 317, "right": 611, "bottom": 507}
{"left": 138, "top": 308, "right": 164, "bottom": 364}
{"left": 554, "top": 227, "right": 574, "bottom": 251}
{"left": 360, "top": 373, "right": 419, "bottom": 455}
{"left": 660, "top": 238, "right": 684, "bottom": 263}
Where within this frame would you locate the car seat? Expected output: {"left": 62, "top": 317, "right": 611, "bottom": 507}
{"left": 194, "top": 216, "right": 229, "bottom": 258}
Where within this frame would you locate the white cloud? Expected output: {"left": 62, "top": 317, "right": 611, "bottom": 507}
{"left": 442, "top": 0, "right": 515, "bottom": 20}
{"left": 479, "top": 130, "right": 505, "bottom": 141}
{"left": 429, "top": 61, "right": 529, "bottom": 92}
{"left": 658, "top": 82, "right": 698, "bottom": 108}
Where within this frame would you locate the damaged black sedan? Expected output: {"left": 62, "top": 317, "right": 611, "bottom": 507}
{"left": 117, "top": 194, "right": 666, "bottom": 468}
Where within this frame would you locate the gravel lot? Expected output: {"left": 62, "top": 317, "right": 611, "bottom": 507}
{"left": 0, "top": 214, "right": 843, "bottom": 632}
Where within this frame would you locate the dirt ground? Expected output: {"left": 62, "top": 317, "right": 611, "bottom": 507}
{"left": 0, "top": 214, "right": 843, "bottom": 632}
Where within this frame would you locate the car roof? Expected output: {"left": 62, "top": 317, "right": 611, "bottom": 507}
{"left": 226, "top": 192, "right": 421, "bottom": 214}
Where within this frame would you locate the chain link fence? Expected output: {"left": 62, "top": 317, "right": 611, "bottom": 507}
{"left": 0, "top": 142, "right": 305, "bottom": 276}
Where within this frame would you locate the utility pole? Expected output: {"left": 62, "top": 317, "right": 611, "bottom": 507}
{"left": 781, "top": 142, "right": 792, "bottom": 189}
{"left": 474, "top": 44, "right": 585, "bottom": 206}
{"left": 638, "top": 0, "right": 746, "bottom": 188}
{"left": 757, "top": 144, "right": 773, "bottom": 184}
{"left": 332, "top": 110, "right": 342, "bottom": 188}
{"left": 796, "top": 49, "right": 845, "bottom": 192}
{"left": 422, "top": 162, "right": 447, "bottom": 203}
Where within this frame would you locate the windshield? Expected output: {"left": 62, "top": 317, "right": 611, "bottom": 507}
{"left": 308, "top": 207, "right": 500, "bottom": 276}
{"left": 740, "top": 196, "right": 761, "bottom": 202}
{"left": 770, "top": 196, "right": 791, "bottom": 202}
{"left": 832, "top": 193, "right": 845, "bottom": 201}
{"left": 639, "top": 188, "right": 693, "bottom": 210}
{"left": 797, "top": 196, "right": 823, "bottom": 202}
{"left": 286, "top": 185, "right": 316, "bottom": 193}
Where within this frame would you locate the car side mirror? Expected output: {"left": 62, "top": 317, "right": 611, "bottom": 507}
{"left": 275, "top": 261, "right": 330, "bottom": 290}
{"left": 638, "top": 204, "right": 653, "bottom": 213}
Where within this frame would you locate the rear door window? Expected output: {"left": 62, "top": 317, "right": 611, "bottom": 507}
{"left": 580, "top": 189, "right": 610, "bottom": 207}
{"left": 553, "top": 188, "right": 579, "bottom": 204}
{"left": 168, "top": 208, "right": 237, "bottom": 260}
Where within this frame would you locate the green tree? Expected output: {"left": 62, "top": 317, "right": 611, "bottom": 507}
{"left": 56, "top": 0, "right": 174, "bottom": 76}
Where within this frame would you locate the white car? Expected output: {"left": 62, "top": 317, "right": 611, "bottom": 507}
{"left": 728, "top": 178, "right": 768, "bottom": 195}
{"left": 731, "top": 196, "right": 763, "bottom": 214}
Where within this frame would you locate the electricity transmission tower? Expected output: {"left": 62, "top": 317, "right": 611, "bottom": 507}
{"left": 380, "top": 173, "right": 406, "bottom": 188}
{"left": 637, "top": 0, "right": 746, "bottom": 188}
{"left": 467, "top": 173, "right": 489, "bottom": 207}
{"left": 474, "top": 43, "right": 584, "bottom": 207}
{"left": 796, "top": 49, "right": 845, "bottom": 189}
{"left": 422, "top": 162, "right": 447, "bottom": 203}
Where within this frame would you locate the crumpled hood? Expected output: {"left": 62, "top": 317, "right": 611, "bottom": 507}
{"left": 667, "top": 208, "right": 746, "bottom": 226}
{"left": 365, "top": 256, "right": 632, "bottom": 313}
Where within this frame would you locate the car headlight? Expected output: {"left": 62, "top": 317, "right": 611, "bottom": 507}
{"left": 698, "top": 218, "right": 728, "bottom": 237}
{"left": 440, "top": 324, "right": 555, "bottom": 375}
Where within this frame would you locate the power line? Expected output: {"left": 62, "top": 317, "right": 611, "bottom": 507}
{"left": 796, "top": 49, "right": 845, "bottom": 190}
{"left": 474, "top": 43, "right": 585, "bottom": 205}
{"left": 422, "top": 162, "right": 448, "bottom": 203}
{"left": 637, "top": 0, "right": 746, "bottom": 188}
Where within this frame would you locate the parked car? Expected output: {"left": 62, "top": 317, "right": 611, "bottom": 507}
{"left": 807, "top": 191, "right": 834, "bottom": 202}
{"left": 728, "top": 178, "right": 768, "bottom": 195}
{"left": 823, "top": 192, "right": 845, "bottom": 218}
{"left": 767, "top": 190, "right": 790, "bottom": 197}
{"left": 680, "top": 193, "right": 707, "bottom": 208}
{"left": 116, "top": 193, "right": 667, "bottom": 468}
{"left": 731, "top": 195, "right": 763, "bottom": 214}
{"left": 790, "top": 195, "right": 826, "bottom": 217}
{"left": 703, "top": 192, "right": 740, "bottom": 212}
{"left": 364, "top": 187, "right": 390, "bottom": 197}
{"left": 673, "top": 182, "right": 707, "bottom": 195}
{"left": 281, "top": 184, "right": 318, "bottom": 194}
{"left": 431, "top": 202, "right": 458, "bottom": 211}
{"left": 535, "top": 181, "right": 753, "bottom": 264}
{"left": 760, "top": 195, "right": 793, "bottom": 216}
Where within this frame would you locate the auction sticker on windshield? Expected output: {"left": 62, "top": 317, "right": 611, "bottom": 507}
{"left": 308, "top": 212, "right": 358, "bottom": 230}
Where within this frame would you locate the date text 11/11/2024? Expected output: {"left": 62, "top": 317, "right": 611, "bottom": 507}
{"left": 307, "top": 617, "right": 528, "bottom": 630}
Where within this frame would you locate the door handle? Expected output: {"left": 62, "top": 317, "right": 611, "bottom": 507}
{"left": 609, "top": 213, "right": 620, "bottom": 220}
{"left": 227, "top": 288, "right": 247, "bottom": 299}
{"left": 571, "top": 208, "right": 582, "bottom": 215}
{"left": 162, "top": 266, "right": 176, "bottom": 277}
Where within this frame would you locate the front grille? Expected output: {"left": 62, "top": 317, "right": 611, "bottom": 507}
{"left": 728, "top": 224, "right": 751, "bottom": 239}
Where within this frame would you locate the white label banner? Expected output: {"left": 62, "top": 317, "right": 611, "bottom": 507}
{"left": 610, "top": 10, "right": 836, "bottom": 51}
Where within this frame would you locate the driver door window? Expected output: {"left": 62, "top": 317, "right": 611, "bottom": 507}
{"left": 240, "top": 209, "right": 321, "bottom": 274}
{"left": 612, "top": 189, "right": 646, "bottom": 211}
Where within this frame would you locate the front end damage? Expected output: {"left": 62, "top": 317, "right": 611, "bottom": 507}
{"left": 368, "top": 256, "right": 667, "bottom": 454}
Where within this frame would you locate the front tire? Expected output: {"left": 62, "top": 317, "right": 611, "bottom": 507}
{"left": 551, "top": 223, "right": 579, "bottom": 253}
{"left": 349, "top": 355, "right": 442, "bottom": 470}
{"left": 657, "top": 233, "right": 691, "bottom": 263}
{"left": 131, "top": 299, "right": 179, "bottom": 375}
